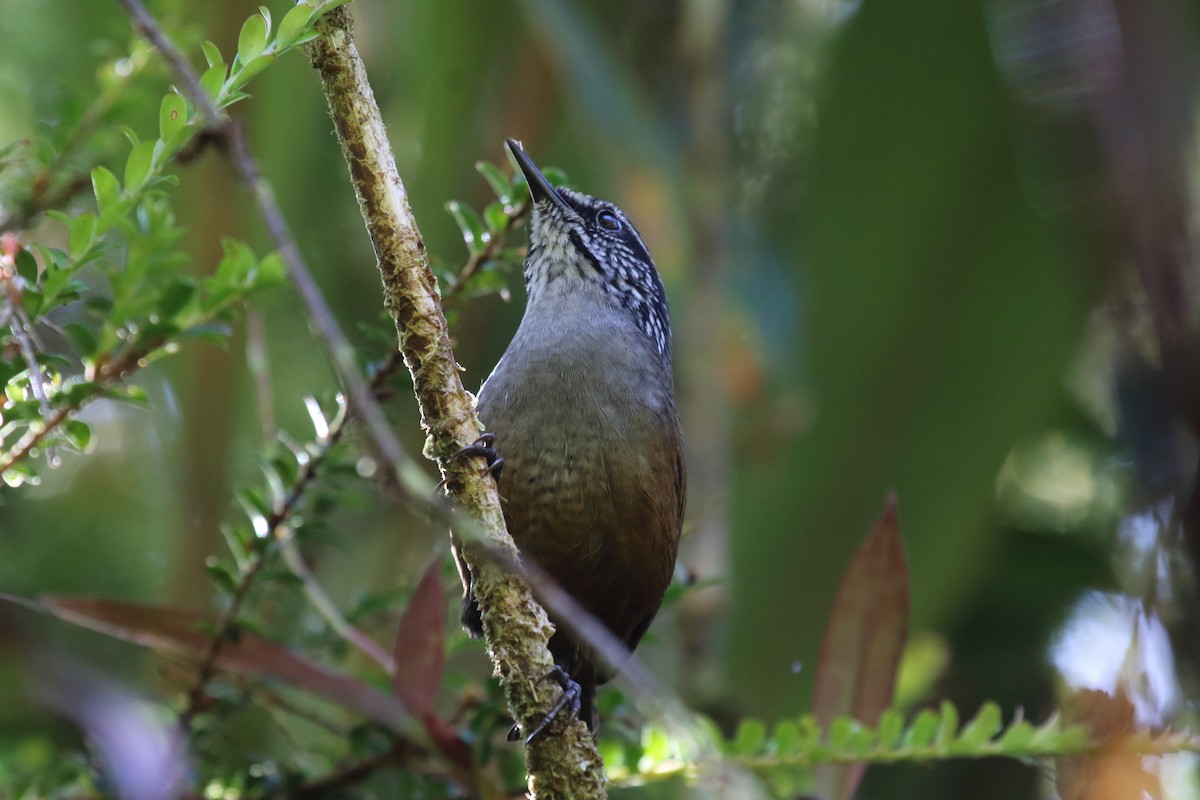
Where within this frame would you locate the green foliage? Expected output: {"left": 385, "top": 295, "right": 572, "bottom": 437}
{"left": 437, "top": 157, "right": 570, "bottom": 302}
{"left": 610, "top": 702, "right": 1103, "bottom": 793}
{"left": 0, "top": 1, "right": 351, "bottom": 487}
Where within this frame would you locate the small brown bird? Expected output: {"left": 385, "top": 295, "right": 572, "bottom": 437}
{"left": 456, "top": 140, "right": 685, "bottom": 735}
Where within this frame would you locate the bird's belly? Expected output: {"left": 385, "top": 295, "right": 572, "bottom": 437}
{"left": 476, "top": 376, "right": 680, "bottom": 642}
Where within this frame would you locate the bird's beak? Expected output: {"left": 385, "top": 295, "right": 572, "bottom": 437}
{"left": 506, "top": 138, "right": 568, "bottom": 212}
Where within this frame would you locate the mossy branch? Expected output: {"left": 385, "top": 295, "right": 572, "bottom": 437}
{"left": 304, "top": 8, "right": 606, "bottom": 799}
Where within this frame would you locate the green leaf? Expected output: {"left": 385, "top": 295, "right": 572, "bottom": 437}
{"left": 237, "top": 13, "right": 269, "bottom": 64}
{"left": 826, "top": 717, "right": 856, "bottom": 751}
{"left": 123, "top": 140, "right": 156, "bottom": 193}
{"left": 998, "top": 719, "right": 1036, "bottom": 752}
{"left": 475, "top": 160, "right": 513, "bottom": 203}
{"left": 156, "top": 278, "right": 196, "bottom": 319}
{"left": 63, "top": 323, "right": 97, "bottom": 357}
{"left": 177, "top": 323, "right": 233, "bottom": 347}
{"left": 159, "top": 93, "right": 188, "bottom": 142}
{"left": 117, "top": 126, "right": 140, "bottom": 148}
{"left": 200, "top": 63, "right": 227, "bottom": 101}
{"left": 732, "top": 719, "right": 767, "bottom": 756}
{"left": 3, "top": 463, "right": 38, "bottom": 488}
{"left": 251, "top": 251, "right": 285, "bottom": 289}
{"left": 14, "top": 248, "right": 37, "bottom": 283}
{"left": 935, "top": 700, "right": 959, "bottom": 749}
{"left": 483, "top": 201, "right": 509, "bottom": 234}
{"left": 69, "top": 214, "right": 96, "bottom": 258}
{"left": 228, "top": 54, "right": 274, "bottom": 92}
{"left": 444, "top": 200, "right": 486, "bottom": 253}
{"left": 877, "top": 709, "right": 904, "bottom": 749}
{"left": 201, "top": 40, "right": 224, "bottom": 68}
{"left": 640, "top": 724, "right": 671, "bottom": 763}
{"left": 91, "top": 166, "right": 120, "bottom": 213}
{"left": 312, "top": 0, "right": 353, "bottom": 18}
{"left": 275, "top": 3, "right": 314, "bottom": 50}
{"left": 205, "top": 558, "right": 239, "bottom": 594}
{"left": 63, "top": 420, "right": 91, "bottom": 451}
{"left": 904, "top": 709, "right": 939, "bottom": 749}
{"left": 957, "top": 702, "right": 1002, "bottom": 749}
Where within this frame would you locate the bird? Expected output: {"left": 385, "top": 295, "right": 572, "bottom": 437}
{"left": 455, "top": 139, "right": 685, "bottom": 737}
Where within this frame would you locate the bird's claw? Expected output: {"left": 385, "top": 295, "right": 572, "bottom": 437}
{"left": 510, "top": 666, "right": 582, "bottom": 744}
{"left": 451, "top": 432, "right": 505, "bottom": 482}
{"left": 434, "top": 433, "right": 504, "bottom": 496}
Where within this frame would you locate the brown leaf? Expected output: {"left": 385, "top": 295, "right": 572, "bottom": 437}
{"left": 0, "top": 593, "right": 408, "bottom": 731}
{"left": 812, "top": 493, "right": 910, "bottom": 800}
{"left": 392, "top": 559, "right": 446, "bottom": 718}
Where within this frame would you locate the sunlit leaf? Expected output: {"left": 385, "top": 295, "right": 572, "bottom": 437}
{"left": 475, "top": 160, "right": 513, "bottom": 203}
{"left": 63, "top": 420, "right": 91, "bottom": 452}
{"left": 237, "top": 13, "right": 269, "bottom": 65}
{"left": 275, "top": 3, "right": 314, "bottom": 50}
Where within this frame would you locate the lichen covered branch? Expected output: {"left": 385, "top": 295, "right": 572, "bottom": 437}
{"left": 305, "top": 8, "right": 605, "bottom": 799}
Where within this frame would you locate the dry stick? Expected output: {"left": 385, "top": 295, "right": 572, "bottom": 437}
{"left": 304, "top": 9, "right": 605, "bottom": 800}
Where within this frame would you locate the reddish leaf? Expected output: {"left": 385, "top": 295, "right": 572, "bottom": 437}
{"left": 0, "top": 593, "right": 408, "bottom": 731}
{"left": 392, "top": 559, "right": 446, "bottom": 718}
{"left": 812, "top": 493, "right": 909, "bottom": 800}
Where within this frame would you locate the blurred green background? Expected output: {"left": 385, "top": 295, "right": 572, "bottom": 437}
{"left": 4, "top": 0, "right": 1199, "bottom": 797}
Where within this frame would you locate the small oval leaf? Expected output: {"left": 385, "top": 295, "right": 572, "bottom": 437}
{"left": 91, "top": 166, "right": 120, "bottom": 212}
{"left": 237, "top": 13, "right": 268, "bottom": 64}
{"left": 159, "top": 93, "right": 188, "bottom": 143}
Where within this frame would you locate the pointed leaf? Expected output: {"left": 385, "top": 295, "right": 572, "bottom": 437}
{"left": 475, "top": 160, "right": 514, "bottom": 203}
{"left": 123, "top": 140, "right": 156, "bottom": 193}
{"left": 444, "top": 200, "right": 486, "bottom": 253}
{"left": 392, "top": 560, "right": 445, "bottom": 717}
{"left": 201, "top": 40, "right": 224, "bottom": 68}
{"left": 91, "top": 166, "right": 120, "bottom": 213}
{"left": 813, "top": 493, "right": 909, "bottom": 800}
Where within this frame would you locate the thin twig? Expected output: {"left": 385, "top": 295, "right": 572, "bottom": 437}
{"left": 176, "top": 354, "right": 401, "bottom": 725}
{"left": 278, "top": 526, "right": 395, "bottom": 673}
{"left": 176, "top": 549, "right": 266, "bottom": 730}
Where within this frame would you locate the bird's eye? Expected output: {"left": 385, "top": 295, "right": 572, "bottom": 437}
{"left": 596, "top": 210, "right": 622, "bottom": 231}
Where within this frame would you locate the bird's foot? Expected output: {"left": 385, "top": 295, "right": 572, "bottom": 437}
{"left": 451, "top": 432, "right": 505, "bottom": 482}
{"left": 507, "top": 666, "right": 583, "bottom": 744}
{"left": 434, "top": 433, "right": 505, "bottom": 495}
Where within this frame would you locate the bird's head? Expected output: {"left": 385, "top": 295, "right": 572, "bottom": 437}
{"left": 506, "top": 138, "right": 671, "bottom": 356}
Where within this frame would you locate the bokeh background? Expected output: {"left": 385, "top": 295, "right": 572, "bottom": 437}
{"left": 2, "top": 0, "right": 1199, "bottom": 797}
